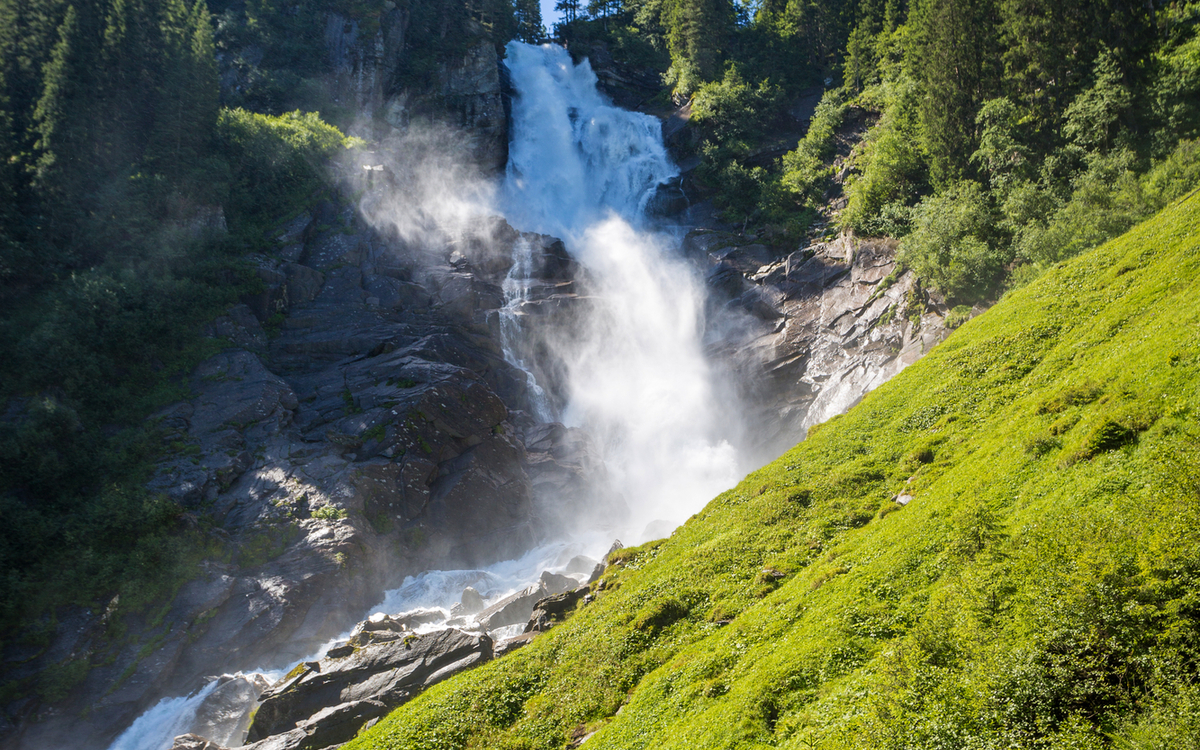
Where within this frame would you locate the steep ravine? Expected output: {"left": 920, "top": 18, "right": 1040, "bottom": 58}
{"left": 1, "top": 41, "right": 955, "bottom": 750}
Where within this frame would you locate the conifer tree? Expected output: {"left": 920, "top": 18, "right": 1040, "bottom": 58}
{"left": 998, "top": 0, "right": 1154, "bottom": 135}
{"left": 662, "top": 0, "right": 733, "bottom": 95}
{"left": 32, "top": 4, "right": 100, "bottom": 232}
{"left": 145, "top": 0, "right": 217, "bottom": 175}
{"left": 555, "top": 0, "right": 580, "bottom": 24}
{"left": 908, "top": 0, "right": 1001, "bottom": 185}
{"left": 100, "top": 0, "right": 170, "bottom": 173}
{"left": 515, "top": 0, "right": 545, "bottom": 42}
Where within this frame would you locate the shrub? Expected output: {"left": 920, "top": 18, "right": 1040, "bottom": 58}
{"left": 944, "top": 305, "right": 973, "bottom": 329}
{"left": 780, "top": 90, "right": 847, "bottom": 204}
{"left": 842, "top": 76, "right": 928, "bottom": 232}
{"left": 217, "top": 108, "right": 350, "bottom": 244}
{"left": 899, "top": 180, "right": 1007, "bottom": 301}
{"left": 1076, "top": 419, "right": 1137, "bottom": 461}
{"left": 631, "top": 596, "right": 690, "bottom": 632}
{"left": 312, "top": 505, "right": 347, "bottom": 520}
{"left": 691, "top": 65, "right": 784, "bottom": 153}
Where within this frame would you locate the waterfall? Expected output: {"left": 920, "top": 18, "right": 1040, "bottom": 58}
{"left": 500, "top": 41, "right": 744, "bottom": 538}
{"left": 105, "top": 682, "right": 219, "bottom": 750}
{"left": 101, "top": 41, "right": 750, "bottom": 750}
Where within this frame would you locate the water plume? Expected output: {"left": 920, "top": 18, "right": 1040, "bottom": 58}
{"left": 501, "top": 41, "right": 748, "bottom": 538}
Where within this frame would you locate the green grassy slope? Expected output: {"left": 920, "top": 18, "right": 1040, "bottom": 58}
{"left": 349, "top": 192, "right": 1200, "bottom": 750}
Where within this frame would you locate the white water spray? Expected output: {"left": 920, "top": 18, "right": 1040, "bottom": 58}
{"left": 105, "top": 682, "right": 219, "bottom": 750}
{"left": 501, "top": 41, "right": 745, "bottom": 537}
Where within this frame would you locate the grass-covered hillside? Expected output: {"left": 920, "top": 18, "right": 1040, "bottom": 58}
{"left": 348, "top": 192, "right": 1200, "bottom": 749}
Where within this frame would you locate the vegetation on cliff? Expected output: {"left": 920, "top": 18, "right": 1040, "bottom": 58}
{"left": 562, "top": 0, "right": 1200, "bottom": 303}
{"left": 348, "top": 189, "right": 1200, "bottom": 750}
{"left": 0, "top": 0, "right": 1197, "bottom": 732}
{"left": 0, "top": 0, "right": 477, "bottom": 646}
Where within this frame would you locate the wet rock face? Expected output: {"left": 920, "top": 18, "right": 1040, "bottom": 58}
{"left": 170, "top": 628, "right": 491, "bottom": 750}
{"left": 5, "top": 211, "right": 615, "bottom": 750}
{"left": 246, "top": 628, "right": 492, "bottom": 744}
{"left": 684, "top": 229, "right": 953, "bottom": 459}
{"left": 190, "top": 675, "right": 272, "bottom": 747}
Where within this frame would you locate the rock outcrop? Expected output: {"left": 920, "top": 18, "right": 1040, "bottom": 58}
{"left": 1, "top": 209, "right": 611, "bottom": 750}
{"left": 684, "top": 229, "right": 955, "bottom": 459}
{"left": 169, "top": 627, "right": 491, "bottom": 750}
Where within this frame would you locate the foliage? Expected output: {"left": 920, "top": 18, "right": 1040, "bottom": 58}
{"left": 1014, "top": 139, "right": 1200, "bottom": 270}
{"left": 217, "top": 108, "right": 351, "bottom": 244}
{"left": 660, "top": 0, "right": 734, "bottom": 95}
{"left": 1062, "top": 47, "right": 1134, "bottom": 154}
{"left": 346, "top": 192, "right": 1200, "bottom": 750}
{"left": 0, "top": 0, "right": 355, "bottom": 644}
{"left": 841, "top": 76, "right": 927, "bottom": 233}
{"left": 780, "top": 89, "right": 846, "bottom": 205}
{"left": 898, "top": 180, "right": 1006, "bottom": 301}
{"left": 907, "top": 0, "right": 1002, "bottom": 185}
{"left": 691, "top": 64, "right": 783, "bottom": 152}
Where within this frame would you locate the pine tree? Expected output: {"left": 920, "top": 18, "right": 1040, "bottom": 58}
{"left": 908, "top": 0, "right": 1002, "bottom": 185}
{"left": 998, "top": 0, "right": 1154, "bottom": 137}
{"left": 555, "top": 0, "right": 580, "bottom": 24}
{"left": 663, "top": 0, "right": 733, "bottom": 95}
{"left": 515, "top": 0, "right": 545, "bottom": 42}
{"left": 99, "top": 0, "right": 170, "bottom": 173}
{"left": 145, "top": 0, "right": 217, "bottom": 175}
{"left": 0, "top": 0, "right": 68, "bottom": 160}
{"left": 32, "top": 5, "right": 99, "bottom": 223}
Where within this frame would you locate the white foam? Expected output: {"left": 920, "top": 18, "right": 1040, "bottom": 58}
{"left": 105, "top": 681, "right": 219, "bottom": 750}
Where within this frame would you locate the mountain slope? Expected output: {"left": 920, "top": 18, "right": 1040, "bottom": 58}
{"left": 347, "top": 192, "right": 1200, "bottom": 750}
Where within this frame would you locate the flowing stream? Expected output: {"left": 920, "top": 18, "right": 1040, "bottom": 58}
{"left": 105, "top": 41, "right": 750, "bottom": 750}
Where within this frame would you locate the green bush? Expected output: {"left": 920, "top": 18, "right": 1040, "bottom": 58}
{"left": 217, "top": 108, "right": 350, "bottom": 244}
{"left": 691, "top": 65, "right": 784, "bottom": 155}
{"left": 1014, "top": 140, "right": 1200, "bottom": 270}
{"left": 842, "top": 77, "right": 928, "bottom": 232}
{"left": 899, "top": 180, "right": 1006, "bottom": 301}
{"left": 312, "top": 505, "right": 348, "bottom": 521}
{"left": 780, "top": 89, "right": 847, "bottom": 205}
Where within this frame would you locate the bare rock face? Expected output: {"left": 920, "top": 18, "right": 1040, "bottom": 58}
{"left": 684, "top": 229, "right": 953, "bottom": 459}
{"left": 190, "top": 674, "right": 272, "bottom": 747}
{"left": 4, "top": 212, "right": 603, "bottom": 750}
{"left": 246, "top": 628, "right": 491, "bottom": 744}
{"left": 524, "top": 587, "right": 588, "bottom": 634}
{"left": 475, "top": 583, "right": 550, "bottom": 631}
{"left": 168, "top": 628, "right": 491, "bottom": 750}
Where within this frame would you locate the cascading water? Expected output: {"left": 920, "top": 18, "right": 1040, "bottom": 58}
{"left": 103, "top": 40, "right": 750, "bottom": 750}
{"left": 500, "top": 41, "right": 745, "bottom": 536}
{"left": 499, "top": 235, "right": 556, "bottom": 421}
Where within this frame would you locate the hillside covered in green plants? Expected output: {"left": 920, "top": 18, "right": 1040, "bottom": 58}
{"left": 346, "top": 191, "right": 1200, "bottom": 749}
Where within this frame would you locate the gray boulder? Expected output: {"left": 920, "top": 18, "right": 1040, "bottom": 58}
{"left": 524, "top": 588, "right": 588, "bottom": 634}
{"left": 475, "top": 584, "right": 549, "bottom": 631}
{"left": 246, "top": 628, "right": 492, "bottom": 743}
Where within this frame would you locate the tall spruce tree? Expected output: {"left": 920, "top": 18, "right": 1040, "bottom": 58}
{"left": 998, "top": 0, "right": 1155, "bottom": 138}
{"left": 145, "top": 0, "right": 217, "bottom": 175}
{"left": 32, "top": 4, "right": 101, "bottom": 246}
{"left": 908, "top": 0, "right": 1001, "bottom": 185}
{"left": 662, "top": 0, "right": 734, "bottom": 94}
{"left": 515, "top": 0, "right": 545, "bottom": 41}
